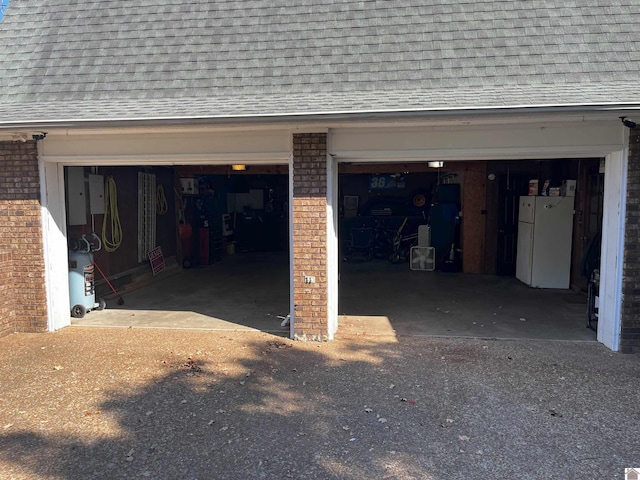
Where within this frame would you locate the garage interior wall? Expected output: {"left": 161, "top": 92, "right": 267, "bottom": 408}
{"left": 174, "top": 165, "right": 290, "bottom": 264}
{"left": 338, "top": 158, "right": 594, "bottom": 284}
{"left": 65, "top": 166, "right": 178, "bottom": 282}
{"left": 63, "top": 163, "right": 292, "bottom": 305}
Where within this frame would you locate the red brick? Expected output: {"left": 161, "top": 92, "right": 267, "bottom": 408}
{"left": 0, "top": 141, "right": 47, "bottom": 337}
{"left": 291, "top": 133, "right": 329, "bottom": 341}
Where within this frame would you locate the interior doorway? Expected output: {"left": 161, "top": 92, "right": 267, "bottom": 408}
{"left": 496, "top": 174, "right": 529, "bottom": 276}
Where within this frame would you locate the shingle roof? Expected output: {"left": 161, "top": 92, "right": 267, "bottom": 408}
{"left": 0, "top": 0, "right": 639, "bottom": 125}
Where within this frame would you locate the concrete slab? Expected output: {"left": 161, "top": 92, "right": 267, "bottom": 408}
{"left": 339, "top": 259, "right": 595, "bottom": 341}
{"left": 75, "top": 252, "right": 595, "bottom": 342}
{"left": 75, "top": 252, "right": 291, "bottom": 333}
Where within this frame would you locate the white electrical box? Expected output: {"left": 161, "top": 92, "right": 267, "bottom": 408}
{"left": 88, "top": 174, "right": 105, "bottom": 214}
{"left": 66, "top": 166, "right": 87, "bottom": 226}
{"left": 180, "top": 178, "right": 198, "bottom": 195}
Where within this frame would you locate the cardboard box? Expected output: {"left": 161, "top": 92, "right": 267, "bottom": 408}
{"left": 561, "top": 180, "right": 576, "bottom": 197}
{"left": 541, "top": 179, "right": 551, "bottom": 196}
{"left": 548, "top": 187, "right": 561, "bottom": 196}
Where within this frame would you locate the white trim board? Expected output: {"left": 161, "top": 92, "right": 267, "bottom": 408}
{"left": 330, "top": 121, "right": 623, "bottom": 162}
{"left": 326, "top": 135, "right": 339, "bottom": 340}
{"left": 598, "top": 148, "right": 628, "bottom": 351}
{"left": 40, "top": 159, "right": 71, "bottom": 331}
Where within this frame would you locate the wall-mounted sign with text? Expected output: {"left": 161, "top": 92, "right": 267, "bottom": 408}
{"left": 369, "top": 174, "right": 406, "bottom": 190}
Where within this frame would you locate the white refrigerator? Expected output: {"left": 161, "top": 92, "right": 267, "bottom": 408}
{"left": 515, "top": 196, "right": 574, "bottom": 289}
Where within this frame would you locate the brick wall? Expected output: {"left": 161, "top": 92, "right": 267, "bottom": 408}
{"left": 291, "top": 133, "right": 329, "bottom": 341}
{"left": 0, "top": 250, "right": 15, "bottom": 337}
{"left": 621, "top": 130, "right": 640, "bottom": 353}
{"left": 0, "top": 141, "right": 48, "bottom": 337}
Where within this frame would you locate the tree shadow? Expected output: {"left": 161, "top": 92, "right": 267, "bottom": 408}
{"left": 0, "top": 332, "right": 639, "bottom": 479}
{"left": 0, "top": 334, "right": 434, "bottom": 479}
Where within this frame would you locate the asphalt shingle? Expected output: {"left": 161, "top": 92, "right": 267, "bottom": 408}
{"left": 0, "top": 0, "right": 638, "bottom": 124}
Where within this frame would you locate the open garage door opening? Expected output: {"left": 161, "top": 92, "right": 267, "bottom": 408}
{"left": 65, "top": 164, "right": 291, "bottom": 334}
{"left": 337, "top": 158, "right": 603, "bottom": 341}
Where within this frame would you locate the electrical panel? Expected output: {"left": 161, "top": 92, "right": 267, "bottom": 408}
{"left": 66, "top": 166, "right": 87, "bottom": 225}
{"left": 88, "top": 174, "right": 105, "bottom": 215}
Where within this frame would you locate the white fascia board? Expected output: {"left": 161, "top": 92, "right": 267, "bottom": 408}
{"left": 2, "top": 102, "right": 639, "bottom": 133}
{"left": 330, "top": 120, "right": 625, "bottom": 162}
{"left": 330, "top": 146, "right": 623, "bottom": 162}
{"left": 42, "top": 153, "right": 290, "bottom": 166}
{"left": 3, "top": 108, "right": 634, "bottom": 140}
{"left": 39, "top": 128, "right": 293, "bottom": 165}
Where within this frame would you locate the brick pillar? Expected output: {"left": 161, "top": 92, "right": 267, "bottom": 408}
{"left": 0, "top": 141, "right": 48, "bottom": 336}
{"left": 291, "top": 133, "right": 329, "bottom": 341}
{"left": 0, "top": 250, "right": 15, "bottom": 337}
{"left": 621, "top": 130, "right": 640, "bottom": 352}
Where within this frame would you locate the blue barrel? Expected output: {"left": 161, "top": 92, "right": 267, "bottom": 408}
{"left": 68, "top": 250, "right": 97, "bottom": 318}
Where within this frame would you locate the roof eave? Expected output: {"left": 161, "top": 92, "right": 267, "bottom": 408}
{"left": 1, "top": 102, "right": 639, "bottom": 130}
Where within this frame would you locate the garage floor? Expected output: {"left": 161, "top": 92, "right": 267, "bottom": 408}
{"left": 74, "top": 252, "right": 596, "bottom": 342}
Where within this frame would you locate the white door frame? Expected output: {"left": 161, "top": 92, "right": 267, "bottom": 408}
{"left": 598, "top": 148, "right": 628, "bottom": 351}
{"left": 40, "top": 158, "right": 71, "bottom": 331}
{"left": 326, "top": 134, "right": 339, "bottom": 339}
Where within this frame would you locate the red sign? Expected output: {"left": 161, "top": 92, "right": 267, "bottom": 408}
{"left": 148, "top": 246, "right": 165, "bottom": 276}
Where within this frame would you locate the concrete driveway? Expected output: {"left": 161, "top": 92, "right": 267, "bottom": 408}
{"left": 0, "top": 328, "right": 638, "bottom": 479}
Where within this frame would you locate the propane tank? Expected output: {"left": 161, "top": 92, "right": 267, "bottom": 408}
{"left": 68, "top": 234, "right": 104, "bottom": 318}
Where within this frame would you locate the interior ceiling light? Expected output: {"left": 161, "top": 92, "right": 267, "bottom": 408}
{"left": 428, "top": 161, "right": 444, "bottom": 168}
{"left": 231, "top": 164, "right": 246, "bottom": 171}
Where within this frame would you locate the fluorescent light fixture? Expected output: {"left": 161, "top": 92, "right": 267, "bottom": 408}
{"left": 428, "top": 161, "right": 444, "bottom": 168}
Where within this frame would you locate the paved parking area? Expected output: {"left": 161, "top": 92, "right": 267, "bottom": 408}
{"left": 0, "top": 328, "right": 637, "bottom": 479}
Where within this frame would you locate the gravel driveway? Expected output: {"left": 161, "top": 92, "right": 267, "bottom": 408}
{"left": 0, "top": 328, "right": 638, "bottom": 479}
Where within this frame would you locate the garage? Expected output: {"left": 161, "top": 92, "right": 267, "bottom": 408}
{"left": 2, "top": 1, "right": 637, "bottom": 351}
{"left": 0, "top": 118, "right": 629, "bottom": 350}
{"left": 38, "top": 128, "right": 301, "bottom": 334}
{"left": 46, "top": 119, "right": 614, "bottom": 344}
{"left": 67, "top": 159, "right": 598, "bottom": 340}
{"left": 337, "top": 158, "right": 601, "bottom": 340}
{"left": 65, "top": 163, "right": 291, "bottom": 332}
{"left": 314, "top": 120, "right": 624, "bottom": 344}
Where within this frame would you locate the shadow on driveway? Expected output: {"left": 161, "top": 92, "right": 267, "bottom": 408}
{"left": 0, "top": 328, "right": 637, "bottom": 479}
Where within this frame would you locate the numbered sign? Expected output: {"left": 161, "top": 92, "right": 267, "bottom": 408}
{"left": 369, "top": 174, "right": 406, "bottom": 190}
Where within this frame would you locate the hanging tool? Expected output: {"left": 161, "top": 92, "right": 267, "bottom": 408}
{"left": 102, "top": 175, "right": 123, "bottom": 252}
{"left": 93, "top": 260, "right": 125, "bottom": 305}
{"left": 156, "top": 184, "right": 168, "bottom": 215}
